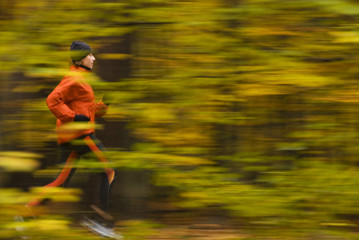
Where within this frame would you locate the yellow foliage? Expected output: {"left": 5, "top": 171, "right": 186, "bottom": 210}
{"left": 242, "top": 26, "right": 301, "bottom": 37}
{"left": 97, "top": 53, "right": 132, "bottom": 60}
{"left": 0, "top": 189, "right": 31, "bottom": 204}
{"left": 6, "top": 218, "right": 70, "bottom": 231}
{"left": 330, "top": 31, "right": 359, "bottom": 43}
{"left": 0, "top": 152, "right": 40, "bottom": 172}
{"left": 29, "top": 187, "right": 81, "bottom": 203}
{"left": 4, "top": 0, "right": 359, "bottom": 239}
{"left": 112, "top": 151, "right": 213, "bottom": 167}
{"left": 135, "top": 126, "right": 212, "bottom": 147}
{"left": 238, "top": 84, "right": 283, "bottom": 96}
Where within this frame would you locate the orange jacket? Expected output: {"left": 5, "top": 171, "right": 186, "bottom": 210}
{"left": 47, "top": 65, "right": 107, "bottom": 144}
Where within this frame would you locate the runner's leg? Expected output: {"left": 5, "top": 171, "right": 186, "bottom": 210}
{"left": 26, "top": 145, "right": 78, "bottom": 207}
{"left": 83, "top": 134, "right": 116, "bottom": 213}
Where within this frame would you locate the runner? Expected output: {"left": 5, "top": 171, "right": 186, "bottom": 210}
{"left": 26, "top": 41, "right": 122, "bottom": 239}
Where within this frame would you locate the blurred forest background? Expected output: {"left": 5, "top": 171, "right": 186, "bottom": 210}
{"left": 3, "top": 0, "right": 359, "bottom": 239}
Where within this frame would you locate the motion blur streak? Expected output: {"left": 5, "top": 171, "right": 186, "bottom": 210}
{"left": 1, "top": 0, "right": 359, "bottom": 239}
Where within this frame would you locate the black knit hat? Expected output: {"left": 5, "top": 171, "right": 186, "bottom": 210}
{"left": 70, "top": 41, "right": 93, "bottom": 62}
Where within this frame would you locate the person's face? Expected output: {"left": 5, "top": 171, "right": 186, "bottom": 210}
{"left": 81, "top": 53, "right": 96, "bottom": 69}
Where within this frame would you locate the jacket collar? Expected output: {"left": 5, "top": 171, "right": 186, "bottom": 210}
{"left": 70, "top": 64, "right": 92, "bottom": 72}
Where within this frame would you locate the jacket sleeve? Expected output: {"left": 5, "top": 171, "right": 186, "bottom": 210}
{"left": 94, "top": 100, "right": 108, "bottom": 118}
{"left": 46, "top": 81, "right": 78, "bottom": 122}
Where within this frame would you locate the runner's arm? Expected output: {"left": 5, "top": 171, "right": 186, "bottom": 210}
{"left": 46, "top": 82, "right": 79, "bottom": 122}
